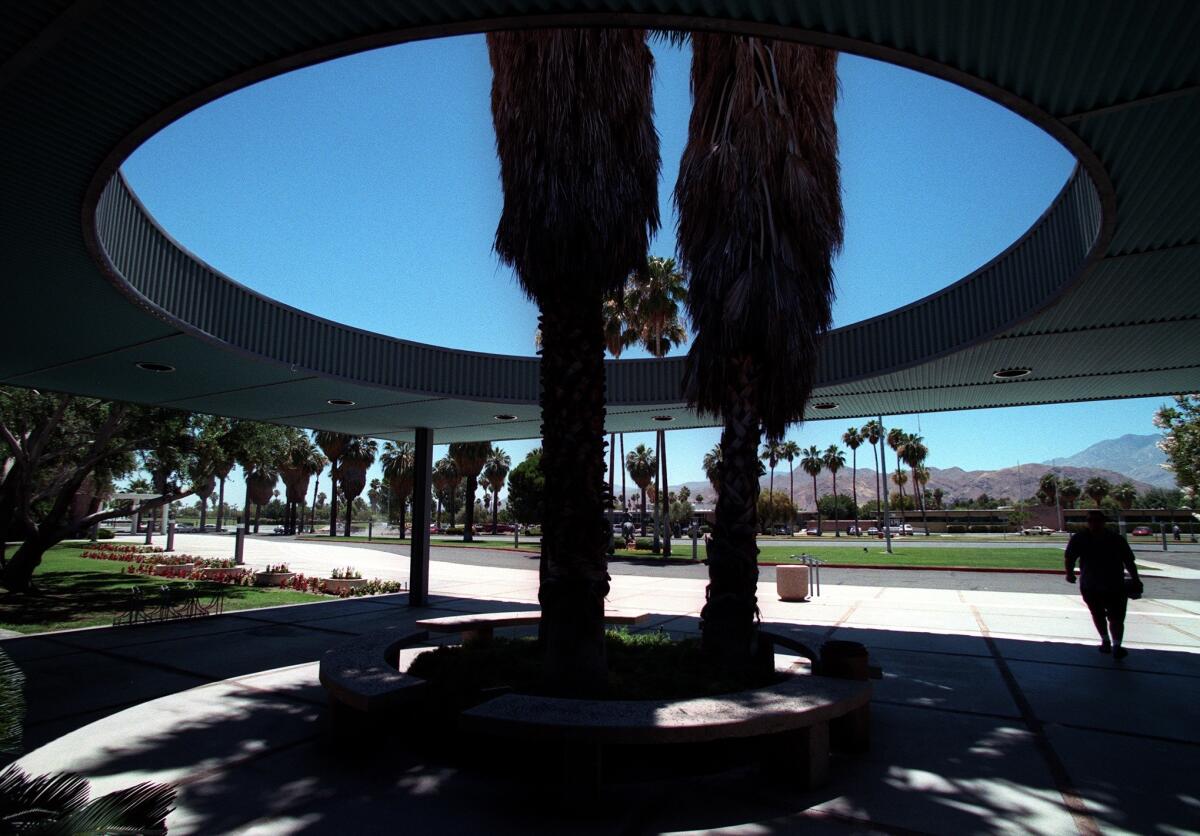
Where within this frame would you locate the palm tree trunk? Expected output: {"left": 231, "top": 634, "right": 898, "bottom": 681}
{"left": 536, "top": 299, "right": 610, "bottom": 695}
{"left": 701, "top": 355, "right": 761, "bottom": 670}
{"left": 661, "top": 428, "right": 671, "bottom": 556}
{"left": 328, "top": 457, "right": 339, "bottom": 537}
{"left": 620, "top": 433, "right": 627, "bottom": 511}
{"left": 639, "top": 489, "right": 647, "bottom": 535}
{"left": 812, "top": 475, "right": 821, "bottom": 534}
{"left": 463, "top": 476, "right": 476, "bottom": 542}
{"left": 216, "top": 477, "right": 226, "bottom": 531}
{"left": 916, "top": 468, "right": 930, "bottom": 535}
{"left": 788, "top": 466, "right": 795, "bottom": 534}
{"left": 873, "top": 444, "right": 881, "bottom": 521}
{"left": 767, "top": 465, "right": 775, "bottom": 533}
{"left": 832, "top": 471, "right": 840, "bottom": 537}
{"left": 254, "top": 504, "right": 261, "bottom": 534}
{"left": 652, "top": 432, "right": 661, "bottom": 553}
{"left": 608, "top": 432, "right": 616, "bottom": 510}
{"left": 310, "top": 477, "right": 319, "bottom": 534}
{"left": 851, "top": 449, "right": 859, "bottom": 535}
{"left": 399, "top": 495, "right": 407, "bottom": 539}
{"left": 199, "top": 498, "right": 208, "bottom": 532}
{"left": 344, "top": 499, "right": 352, "bottom": 538}
{"left": 896, "top": 451, "right": 906, "bottom": 526}
{"left": 492, "top": 490, "right": 499, "bottom": 533}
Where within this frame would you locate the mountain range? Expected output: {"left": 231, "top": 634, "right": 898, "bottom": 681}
{"left": 671, "top": 433, "right": 1174, "bottom": 507}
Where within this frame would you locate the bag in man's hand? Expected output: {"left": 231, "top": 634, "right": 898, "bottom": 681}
{"left": 1124, "top": 578, "right": 1144, "bottom": 600}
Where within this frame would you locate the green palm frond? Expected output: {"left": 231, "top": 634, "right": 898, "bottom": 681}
{"left": 0, "top": 649, "right": 25, "bottom": 755}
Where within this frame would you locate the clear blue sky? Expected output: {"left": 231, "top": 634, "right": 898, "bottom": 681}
{"left": 120, "top": 34, "right": 1170, "bottom": 508}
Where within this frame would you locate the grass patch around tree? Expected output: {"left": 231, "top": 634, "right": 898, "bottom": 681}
{"left": 407, "top": 628, "right": 773, "bottom": 706}
{"left": 0, "top": 545, "right": 317, "bottom": 635}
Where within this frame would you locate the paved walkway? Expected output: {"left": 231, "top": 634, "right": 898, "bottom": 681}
{"left": 3, "top": 535, "right": 1198, "bottom": 834}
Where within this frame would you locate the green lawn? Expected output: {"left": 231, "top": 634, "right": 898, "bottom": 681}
{"left": 0, "top": 546, "right": 317, "bottom": 635}
{"left": 612, "top": 544, "right": 1069, "bottom": 570}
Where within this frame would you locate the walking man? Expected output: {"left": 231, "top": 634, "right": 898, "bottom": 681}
{"left": 1065, "top": 509, "right": 1140, "bottom": 659}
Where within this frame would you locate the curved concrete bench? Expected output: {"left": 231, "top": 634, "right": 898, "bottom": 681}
{"left": 461, "top": 671, "right": 871, "bottom": 796}
{"left": 319, "top": 628, "right": 429, "bottom": 714}
{"left": 416, "top": 609, "right": 650, "bottom": 644}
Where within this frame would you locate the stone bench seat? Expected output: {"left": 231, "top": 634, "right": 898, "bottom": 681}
{"left": 461, "top": 668, "right": 871, "bottom": 794}
{"left": 319, "top": 628, "right": 429, "bottom": 713}
{"left": 415, "top": 609, "right": 651, "bottom": 644}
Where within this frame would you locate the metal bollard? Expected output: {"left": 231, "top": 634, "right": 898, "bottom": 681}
{"left": 166, "top": 522, "right": 176, "bottom": 552}
{"left": 234, "top": 526, "right": 245, "bottom": 565}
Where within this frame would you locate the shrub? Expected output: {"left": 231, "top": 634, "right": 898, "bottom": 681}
{"left": 967, "top": 525, "right": 988, "bottom": 533}
{"left": 444, "top": 527, "right": 464, "bottom": 536}
{"left": 263, "top": 563, "right": 290, "bottom": 573}
{"left": 612, "top": 536, "right": 627, "bottom": 550}
{"left": 330, "top": 567, "right": 361, "bottom": 579}
{"left": 946, "top": 524, "right": 966, "bottom": 534}
{"left": 634, "top": 537, "right": 654, "bottom": 551}
{"left": 96, "top": 528, "right": 114, "bottom": 540}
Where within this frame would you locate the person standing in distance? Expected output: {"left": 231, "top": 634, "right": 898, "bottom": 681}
{"left": 1065, "top": 509, "right": 1140, "bottom": 659}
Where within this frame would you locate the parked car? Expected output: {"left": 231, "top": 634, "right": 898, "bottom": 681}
{"left": 805, "top": 527, "right": 821, "bottom": 536}
{"left": 1130, "top": 526, "right": 1153, "bottom": 536}
{"left": 1021, "top": 526, "right": 1054, "bottom": 536}
{"left": 866, "top": 526, "right": 879, "bottom": 536}
{"left": 173, "top": 523, "right": 196, "bottom": 533}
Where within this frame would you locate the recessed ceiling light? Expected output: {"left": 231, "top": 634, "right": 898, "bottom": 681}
{"left": 134, "top": 361, "right": 175, "bottom": 373}
{"left": 992, "top": 368, "right": 1032, "bottom": 379}
{"left": 327, "top": 398, "right": 355, "bottom": 406}
{"left": 652, "top": 415, "right": 674, "bottom": 422}
{"left": 493, "top": 414, "right": 518, "bottom": 421}
{"left": 813, "top": 402, "right": 838, "bottom": 410}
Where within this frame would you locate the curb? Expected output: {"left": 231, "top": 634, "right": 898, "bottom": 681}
{"left": 757, "top": 561, "right": 1063, "bottom": 574}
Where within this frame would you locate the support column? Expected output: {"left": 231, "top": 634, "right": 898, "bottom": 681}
{"left": 234, "top": 526, "right": 245, "bottom": 565}
{"left": 166, "top": 522, "right": 176, "bottom": 553}
{"left": 408, "top": 427, "right": 434, "bottom": 607}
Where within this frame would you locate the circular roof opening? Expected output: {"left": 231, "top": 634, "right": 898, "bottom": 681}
{"left": 493, "top": 413, "right": 517, "bottom": 421}
{"left": 327, "top": 398, "right": 356, "bottom": 406}
{"left": 652, "top": 415, "right": 675, "bottom": 422}
{"left": 812, "top": 402, "right": 838, "bottom": 411}
{"left": 992, "top": 368, "right": 1032, "bottom": 379}
{"left": 120, "top": 36, "right": 1073, "bottom": 359}
{"left": 134, "top": 361, "right": 175, "bottom": 373}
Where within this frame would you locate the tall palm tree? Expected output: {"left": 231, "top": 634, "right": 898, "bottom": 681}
{"left": 244, "top": 465, "right": 277, "bottom": 535}
{"left": 628, "top": 255, "right": 688, "bottom": 557}
{"left": 823, "top": 445, "right": 846, "bottom": 537}
{"left": 887, "top": 427, "right": 907, "bottom": 525}
{"left": 1059, "top": 477, "right": 1082, "bottom": 509}
{"left": 625, "top": 444, "right": 657, "bottom": 535}
{"left": 308, "top": 448, "right": 327, "bottom": 533}
{"left": 862, "top": 420, "right": 882, "bottom": 521}
{"left": 433, "top": 456, "right": 460, "bottom": 530}
{"left": 602, "top": 287, "right": 637, "bottom": 517}
{"left": 913, "top": 465, "right": 931, "bottom": 531}
{"left": 901, "top": 434, "right": 930, "bottom": 535}
{"left": 801, "top": 445, "right": 825, "bottom": 535}
{"left": 212, "top": 450, "right": 236, "bottom": 532}
{"left": 483, "top": 446, "right": 512, "bottom": 533}
{"left": 1112, "top": 482, "right": 1136, "bottom": 510}
{"left": 760, "top": 439, "right": 784, "bottom": 530}
{"left": 676, "top": 35, "right": 841, "bottom": 667}
{"left": 891, "top": 469, "right": 909, "bottom": 516}
{"left": 380, "top": 441, "right": 415, "bottom": 537}
{"left": 280, "top": 433, "right": 322, "bottom": 536}
{"left": 488, "top": 28, "right": 660, "bottom": 694}
{"left": 314, "top": 432, "right": 350, "bottom": 537}
{"left": 702, "top": 443, "right": 722, "bottom": 495}
{"left": 842, "top": 427, "right": 862, "bottom": 535}
{"left": 449, "top": 442, "right": 491, "bottom": 542}
{"left": 781, "top": 440, "right": 801, "bottom": 533}
{"left": 338, "top": 437, "right": 377, "bottom": 537}
{"left": 1085, "top": 477, "right": 1112, "bottom": 508}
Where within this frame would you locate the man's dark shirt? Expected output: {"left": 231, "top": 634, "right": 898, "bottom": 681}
{"left": 1065, "top": 529, "right": 1138, "bottom": 594}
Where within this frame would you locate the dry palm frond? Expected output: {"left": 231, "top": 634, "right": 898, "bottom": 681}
{"left": 676, "top": 35, "right": 842, "bottom": 440}
{"left": 488, "top": 29, "right": 660, "bottom": 301}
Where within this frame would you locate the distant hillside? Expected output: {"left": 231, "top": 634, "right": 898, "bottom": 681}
{"left": 1043, "top": 433, "right": 1174, "bottom": 488}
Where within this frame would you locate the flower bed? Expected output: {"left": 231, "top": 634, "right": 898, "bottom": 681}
{"left": 255, "top": 571, "right": 297, "bottom": 587}
{"left": 281, "top": 572, "right": 405, "bottom": 598}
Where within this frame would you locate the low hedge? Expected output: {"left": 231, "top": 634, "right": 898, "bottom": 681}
{"left": 96, "top": 528, "right": 115, "bottom": 539}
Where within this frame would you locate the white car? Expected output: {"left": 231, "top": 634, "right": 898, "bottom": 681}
{"left": 1021, "top": 526, "right": 1054, "bottom": 535}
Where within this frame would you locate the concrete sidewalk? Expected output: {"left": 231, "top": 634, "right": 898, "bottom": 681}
{"left": 4, "top": 537, "right": 1198, "bottom": 834}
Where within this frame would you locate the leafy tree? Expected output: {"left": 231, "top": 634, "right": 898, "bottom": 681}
{"left": 817, "top": 493, "right": 857, "bottom": 518}
{"left": 1139, "top": 487, "right": 1183, "bottom": 509}
{"left": 0, "top": 388, "right": 200, "bottom": 592}
{"left": 1059, "top": 478, "right": 1082, "bottom": 509}
{"left": 756, "top": 491, "right": 795, "bottom": 531}
{"left": 1154, "top": 394, "right": 1200, "bottom": 494}
{"left": 1111, "top": 482, "right": 1137, "bottom": 510}
{"left": 506, "top": 449, "right": 545, "bottom": 528}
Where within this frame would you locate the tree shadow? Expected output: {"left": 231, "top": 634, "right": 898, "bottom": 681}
{"left": 10, "top": 614, "right": 1196, "bottom": 834}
